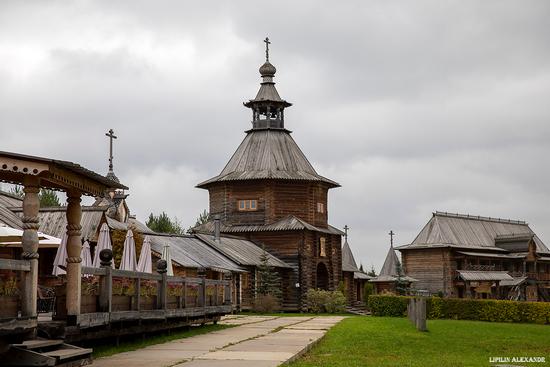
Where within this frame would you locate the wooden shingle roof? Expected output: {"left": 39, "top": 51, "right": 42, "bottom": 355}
{"left": 197, "top": 129, "right": 339, "bottom": 188}
{"left": 397, "top": 211, "right": 550, "bottom": 254}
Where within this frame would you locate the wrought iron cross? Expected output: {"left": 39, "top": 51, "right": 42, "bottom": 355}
{"left": 389, "top": 230, "right": 395, "bottom": 246}
{"left": 343, "top": 225, "right": 349, "bottom": 241}
{"left": 264, "top": 37, "right": 271, "bottom": 62}
{"left": 105, "top": 129, "right": 117, "bottom": 171}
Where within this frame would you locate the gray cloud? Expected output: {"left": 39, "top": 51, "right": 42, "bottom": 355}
{"left": 1, "top": 0, "right": 549, "bottom": 269}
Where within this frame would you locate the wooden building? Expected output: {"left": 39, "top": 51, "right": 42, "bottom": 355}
{"left": 397, "top": 212, "right": 550, "bottom": 301}
{"left": 194, "top": 45, "right": 343, "bottom": 311}
{"left": 371, "top": 243, "right": 416, "bottom": 294}
{"left": 341, "top": 234, "right": 371, "bottom": 303}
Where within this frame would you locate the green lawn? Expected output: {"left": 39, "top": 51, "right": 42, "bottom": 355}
{"left": 90, "top": 324, "right": 233, "bottom": 358}
{"left": 289, "top": 316, "right": 550, "bottom": 367}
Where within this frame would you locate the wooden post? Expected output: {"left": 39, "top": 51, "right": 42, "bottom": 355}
{"left": 99, "top": 249, "right": 113, "bottom": 313}
{"left": 198, "top": 268, "right": 206, "bottom": 308}
{"left": 224, "top": 273, "right": 232, "bottom": 305}
{"left": 157, "top": 260, "right": 167, "bottom": 310}
{"left": 135, "top": 277, "right": 141, "bottom": 311}
{"left": 21, "top": 177, "right": 40, "bottom": 318}
{"left": 182, "top": 280, "right": 187, "bottom": 309}
{"left": 65, "top": 190, "right": 82, "bottom": 324}
{"left": 415, "top": 297, "right": 427, "bottom": 332}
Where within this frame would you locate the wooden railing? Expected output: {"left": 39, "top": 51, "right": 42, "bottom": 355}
{"left": 56, "top": 250, "right": 232, "bottom": 328}
{"left": 0, "top": 258, "right": 37, "bottom": 333}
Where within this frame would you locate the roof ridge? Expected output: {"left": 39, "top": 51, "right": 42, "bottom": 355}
{"left": 434, "top": 211, "right": 527, "bottom": 225}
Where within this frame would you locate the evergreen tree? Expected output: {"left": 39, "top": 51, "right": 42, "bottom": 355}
{"left": 359, "top": 263, "right": 364, "bottom": 272}
{"left": 146, "top": 212, "right": 185, "bottom": 235}
{"left": 395, "top": 259, "right": 409, "bottom": 295}
{"left": 256, "top": 248, "right": 282, "bottom": 298}
{"left": 187, "top": 209, "right": 209, "bottom": 233}
{"left": 367, "top": 265, "right": 377, "bottom": 277}
{"left": 39, "top": 189, "right": 61, "bottom": 207}
{"left": 9, "top": 185, "right": 24, "bottom": 197}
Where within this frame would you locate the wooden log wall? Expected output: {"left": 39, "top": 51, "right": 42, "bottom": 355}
{"left": 402, "top": 248, "right": 452, "bottom": 295}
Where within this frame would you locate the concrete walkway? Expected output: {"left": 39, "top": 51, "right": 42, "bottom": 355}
{"left": 92, "top": 315, "right": 344, "bottom": 367}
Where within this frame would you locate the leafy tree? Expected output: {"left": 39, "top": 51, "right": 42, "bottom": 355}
{"left": 146, "top": 212, "right": 185, "bottom": 235}
{"left": 367, "top": 265, "right": 377, "bottom": 277}
{"left": 39, "top": 189, "right": 61, "bottom": 207}
{"left": 256, "top": 248, "right": 282, "bottom": 298}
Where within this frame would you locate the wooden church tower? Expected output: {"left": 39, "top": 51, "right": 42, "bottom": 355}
{"left": 196, "top": 39, "right": 343, "bottom": 310}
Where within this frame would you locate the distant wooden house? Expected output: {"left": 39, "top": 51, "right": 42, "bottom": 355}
{"left": 397, "top": 212, "right": 550, "bottom": 301}
{"left": 341, "top": 237, "right": 371, "bottom": 303}
{"left": 370, "top": 244, "right": 416, "bottom": 294}
{"left": 194, "top": 50, "right": 344, "bottom": 311}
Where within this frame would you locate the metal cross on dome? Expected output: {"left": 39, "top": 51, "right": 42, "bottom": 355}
{"left": 105, "top": 128, "right": 117, "bottom": 172}
{"left": 264, "top": 37, "right": 271, "bottom": 62}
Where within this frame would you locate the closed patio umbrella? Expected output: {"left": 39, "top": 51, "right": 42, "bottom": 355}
{"left": 162, "top": 244, "right": 174, "bottom": 276}
{"left": 52, "top": 232, "right": 68, "bottom": 276}
{"left": 137, "top": 236, "right": 152, "bottom": 273}
{"left": 81, "top": 241, "right": 93, "bottom": 268}
{"left": 119, "top": 230, "right": 137, "bottom": 271}
{"left": 93, "top": 223, "right": 113, "bottom": 268}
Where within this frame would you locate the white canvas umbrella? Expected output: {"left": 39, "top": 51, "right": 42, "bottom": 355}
{"left": 119, "top": 230, "right": 137, "bottom": 271}
{"left": 137, "top": 236, "right": 152, "bottom": 273}
{"left": 93, "top": 223, "right": 113, "bottom": 268}
{"left": 0, "top": 224, "right": 47, "bottom": 244}
{"left": 81, "top": 241, "right": 93, "bottom": 268}
{"left": 162, "top": 244, "right": 174, "bottom": 276}
{"left": 52, "top": 232, "right": 68, "bottom": 276}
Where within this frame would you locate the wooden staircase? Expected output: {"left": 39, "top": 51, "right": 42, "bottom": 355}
{"left": 3, "top": 338, "right": 92, "bottom": 366}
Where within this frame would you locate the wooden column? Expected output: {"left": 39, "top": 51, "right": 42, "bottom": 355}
{"left": 21, "top": 177, "right": 40, "bottom": 318}
{"left": 65, "top": 190, "right": 82, "bottom": 322}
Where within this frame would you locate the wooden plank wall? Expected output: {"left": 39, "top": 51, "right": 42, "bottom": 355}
{"left": 402, "top": 248, "right": 452, "bottom": 294}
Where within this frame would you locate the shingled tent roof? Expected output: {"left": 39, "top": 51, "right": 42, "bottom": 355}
{"left": 396, "top": 211, "right": 550, "bottom": 254}
{"left": 197, "top": 129, "right": 339, "bottom": 188}
{"left": 371, "top": 245, "right": 416, "bottom": 283}
{"left": 342, "top": 239, "right": 359, "bottom": 272}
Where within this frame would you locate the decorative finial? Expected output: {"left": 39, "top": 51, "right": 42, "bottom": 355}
{"left": 264, "top": 37, "right": 271, "bottom": 62}
{"left": 344, "top": 225, "right": 349, "bottom": 241}
{"left": 389, "top": 230, "right": 395, "bottom": 247}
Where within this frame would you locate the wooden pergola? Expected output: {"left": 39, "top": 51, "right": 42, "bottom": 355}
{"left": 0, "top": 151, "right": 126, "bottom": 330}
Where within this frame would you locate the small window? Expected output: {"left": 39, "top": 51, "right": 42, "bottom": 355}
{"left": 317, "top": 202, "right": 325, "bottom": 213}
{"left": 319, "top": 237, "right": 326, "bottom": 257}
{"left": 238, "top": 199, "right": 258, "bottom": 211}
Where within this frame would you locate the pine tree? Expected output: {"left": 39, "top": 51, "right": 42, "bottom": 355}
{"left": 395, "top": 259, "right": 409, "bottom": 295}
{"left": 146, "top": 212, "right": 185, "bottom": 235}
{"left": 359, "top": 263, "right": 364, "bottom": 272}
{"left": 256, "top": 248, "right": 282, "bottom": 298}
{"left": 367, "top": 265, "right": 377, "bottom": 277}
{"left": 39, "top": 189, "right": 61, "bottom": 207}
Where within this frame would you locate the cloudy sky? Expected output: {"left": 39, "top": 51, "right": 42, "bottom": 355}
{"left": 1, "top": 1, "right": 549, "bottom": 271}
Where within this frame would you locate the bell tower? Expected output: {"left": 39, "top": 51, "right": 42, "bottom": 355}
{"left": 244, "top": 37, "right": 292, "bottom": 130}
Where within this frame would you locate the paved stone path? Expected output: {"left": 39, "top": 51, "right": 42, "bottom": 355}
{"left": 92, "top": 315, "right": 344, "bottom": 367}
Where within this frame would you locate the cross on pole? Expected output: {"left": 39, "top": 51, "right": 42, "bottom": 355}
{"left": 105, "top": 129, "right": 117, "bottom": 172}
{"left": 343, "top": 225, "right": 349, "bottom": 241}
{"left": 389, "top": 230, "right": 395, "bottom": 247}
{"left": 264, "top": 37, "right": 271, "bottom": 62}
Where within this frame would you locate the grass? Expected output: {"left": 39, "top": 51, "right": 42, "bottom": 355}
{"left": 238, "top": 311, "right": 353, "bottom": 317}
{"left": 90, "top": 323, "right": 234, "bottom": 358}
{"left": 288, "top": 316, "right": 550, "bottom": 367}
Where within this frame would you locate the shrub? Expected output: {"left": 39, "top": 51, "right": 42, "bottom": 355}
{"left": 369, "top": 295, "right": 550, "bottom": 324}
{"left": 367, "top": 295, "right": 410, "bottom": 317}
{"left": 363, "top": 283, "right": 374, "bottom": 300}
{"left": 306, "top": 289, "right": 347, "bottom": 313}
{"left": 253, "top": 294, "right": 279, "bottom": 313}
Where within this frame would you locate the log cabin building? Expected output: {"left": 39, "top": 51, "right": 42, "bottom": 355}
{"left": 341, "top": 232, "right": 371, "bottom": 303}
{"left": 193, "top": 44, "right": 345, "bottom": 311}
{"left": 397, "top": 212, "right": 550, "bottom": 301}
